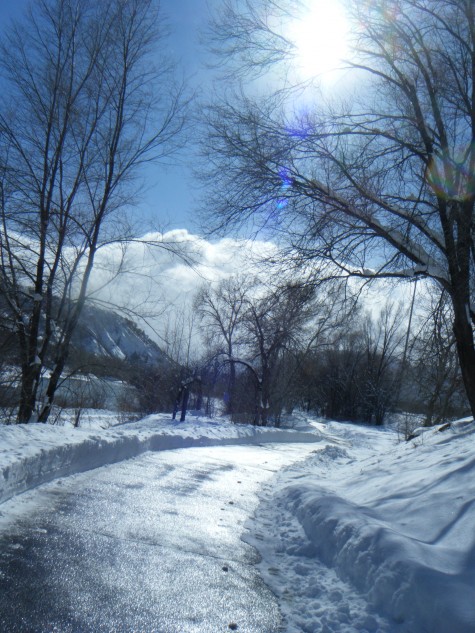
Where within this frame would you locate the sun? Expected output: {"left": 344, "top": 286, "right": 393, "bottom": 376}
{"left": 288, "top": 0, "right": 350, "bottom": 80}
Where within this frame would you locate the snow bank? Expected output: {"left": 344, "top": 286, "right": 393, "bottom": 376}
{"left": 0, "top": 413, "right": 321, "bottom": 506}
{"left": 2, "top": 410, "right": 474, "bottom": 632}
{"left": 277, "top": 420, "right": 475, "bottom": 633}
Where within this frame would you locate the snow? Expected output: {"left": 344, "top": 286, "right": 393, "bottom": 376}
{"left": 0, "top": 411, "right": 319, "bottom": 508}
{"left": 246, "top": 416, "right": 475, "bottom": 632}
{"left": 1, "top": 411, "right": 474, "bottom": 632}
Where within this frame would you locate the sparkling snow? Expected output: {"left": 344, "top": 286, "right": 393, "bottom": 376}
{"left": 0, "top": 411, "right": 474, "bottom": 631}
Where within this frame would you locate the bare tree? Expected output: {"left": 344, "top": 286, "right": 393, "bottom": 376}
{"left": 239, "top": 281, "right": 316, "bottom": 425}
{"left": 360, "top": 303, "right": 406, "bottom": 425}
{"left": 409, "top": 290, "right": 467, "bottom": 425}
{"left": 0, "top": 0, "right": 186, "bottom": 423}
{"left": 204, "top": 0, "right": 475, "bottom": 418}
{"left": 195, "top": 275, "right": 318, "bottom": 425}
{"left": 194, "top": 275, "right": 254, "bottom": 414}
{"left": 295, "top": 303, "right": 403, "bottom": 424}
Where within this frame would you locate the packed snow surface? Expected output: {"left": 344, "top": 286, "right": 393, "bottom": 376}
{"left": 0, "top": 411, "right": 318, "bottom": 507}
{"left": 246, "top": 417, "right": 475, "bottom": 633}
{"left": 1, "top": 411, "right": 474, "bottom": 632}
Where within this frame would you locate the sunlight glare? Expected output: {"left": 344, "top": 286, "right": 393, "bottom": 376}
{"left": 289, "top": 0, "right": 350, "bottom": 80}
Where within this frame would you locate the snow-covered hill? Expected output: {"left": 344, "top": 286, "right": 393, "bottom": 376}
{"left": 72, "top": 303, "right": 166, "bottom": 365}
{"left": 1, "top": 301, "right": 169, "bottom": 412}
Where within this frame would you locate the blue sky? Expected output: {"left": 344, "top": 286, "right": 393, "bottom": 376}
{"left": 141, "top": 0, "right": 211, "bottom": 233}
{"left": 0, "top": 0, "right": 211, "bottom": 233}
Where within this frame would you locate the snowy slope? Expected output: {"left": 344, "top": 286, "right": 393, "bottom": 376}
{"left": 246, "top": 417, "right": 475, "bottom": 633}
{"left": 0, "top": 298, "right": 166, "bottom": 368}
{"left": 71, "top": 303, "right": 166, "bottom": 364}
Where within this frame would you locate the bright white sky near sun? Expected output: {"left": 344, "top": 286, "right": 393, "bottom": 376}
{"left": 289, "top": 0, "right": 350, "bottom": 80}
{"left": 0, "top": 0, "right": 352, "bottom": 231}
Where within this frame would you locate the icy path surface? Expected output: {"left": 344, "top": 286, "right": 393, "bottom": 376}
{"left": 0, "top": 443, "right": 315, "bottom": 633}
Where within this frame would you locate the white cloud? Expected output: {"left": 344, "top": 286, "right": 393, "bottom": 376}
{"left": 86, "top": 229, "right": 278, "bottom": 347}
{"left": 82, "top": 229, "right": 433, "bottom": 357}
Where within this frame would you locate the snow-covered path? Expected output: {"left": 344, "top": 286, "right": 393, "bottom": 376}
{"left": 0, "top": 443, "right": 315, "bottom": 632}
{"left": 1, "top": 414, "right": 474, "bottom": 632}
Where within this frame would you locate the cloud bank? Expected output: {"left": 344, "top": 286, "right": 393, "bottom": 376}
{"left": 86, "top": 229, "right": 278, "bottom": 347}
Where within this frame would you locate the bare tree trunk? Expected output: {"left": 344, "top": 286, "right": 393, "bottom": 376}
{"left": 38, "top": 351, "right": 68, "bottom": 423}
{"left": 452, "top": 304, "right": 475, "bottom": 419}
{"left": 18, "top": 364, "right": 42, "bottom": 423}
{"left": 180, "top": 386, "right": 190, "bottom": 422}
{"left": 227, "top": 359, "right": 236, "bottom": 415}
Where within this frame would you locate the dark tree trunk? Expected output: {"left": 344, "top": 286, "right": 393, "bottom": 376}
{"left": 17, "top": 364, "right": 41, "bottom": 423}
{"left": 38, "top": 352, "right": 69, "bottom": 423}
{"left": 180, "top": 387, "right": 190, "bottom": 422}
{"left": 445, "top": 200, "right": 475, "bottom": 420}
{"left": 452, "top": 306, "right": 475, "bottom": 419}
{"left": 227, "top": 360, "right": 236, "bottom": 415}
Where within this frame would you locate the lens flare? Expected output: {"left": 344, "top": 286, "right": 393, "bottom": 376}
{"left": 426, "top": 146, "right": 475, "bottom": 201}
{"left": 273, "top": 167, "right": 292, "bottom": 214}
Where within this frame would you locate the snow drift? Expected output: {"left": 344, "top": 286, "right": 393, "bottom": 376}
{"left": 272, "top": 419, "right": 475, "bottom": 632}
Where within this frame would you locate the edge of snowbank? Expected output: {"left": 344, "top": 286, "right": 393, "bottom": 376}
{"left": 285, "top": 485, "right": 474, "bottom": 633}
{"left": 280, "top": 419, "right": 475, "bottom": 633}
{"left": 0, "top": 415, "right": 321, "bottom": 506}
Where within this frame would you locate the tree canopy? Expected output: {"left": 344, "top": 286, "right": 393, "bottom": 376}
{"left": 204, "top": 0, "right": 475, "bottom": 418}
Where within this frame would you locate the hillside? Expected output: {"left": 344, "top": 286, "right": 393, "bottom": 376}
{"left": 71, "top": 303, "right": 166, "bottom": 367}
{"left": 0, "top": 300, "right": 171, "bottom": 414}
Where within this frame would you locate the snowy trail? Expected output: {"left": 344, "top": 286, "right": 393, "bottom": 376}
{"left": 246, "top": 442, "right": 397, "bottom": 633}
{"left": 2, "top": 415, "right": 474, "bottom": 632}
{"left": 0, "top": 443, "right": 315, "bottom": 633}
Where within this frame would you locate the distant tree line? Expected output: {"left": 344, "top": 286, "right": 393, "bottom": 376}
{"left": 189, "top": 275, "right": 468, "bottom": 427}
